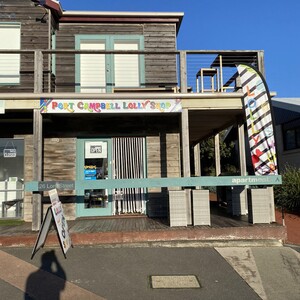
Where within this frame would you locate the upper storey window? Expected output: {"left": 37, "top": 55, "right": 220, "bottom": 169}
{"left": 0, "top": 23, "right": 21, "bottom": 85}
{"left": 75, "top": 35, "right": 144, "bottom": 93}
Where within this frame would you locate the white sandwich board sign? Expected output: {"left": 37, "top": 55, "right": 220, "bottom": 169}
{"left": 31, "top": 189, "right": 72, "bottom": 259}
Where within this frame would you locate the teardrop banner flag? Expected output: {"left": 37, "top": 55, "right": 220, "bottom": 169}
{"left": 236, "top": 64, "right": 277, "bottom": 175}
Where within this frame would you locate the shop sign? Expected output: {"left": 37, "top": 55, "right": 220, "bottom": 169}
{"left": 84, "top": 176, "right": 96, "bottom": 180}
{"left": 31, "top": 189, "right": 72, "bottom": 259}
{"left": 3, "top": 148, "right": 17, "bottom": 158}
{"left": 85, "top": 141, "right": 107, "bottom": 158}
{"left": 51, "top": 201, "right": 71, "bottom": 254}
{"left": 38, "top": 181, "right": 75, "bottom": 191}
{"left": 3, "top": 141, "right": 17, "bottom": 158}
{"left": 84, "top": 168, "right": 97, "bottom": 180}
{"left": 84, "top": 169, "right": 97, "bottom": 175}
{"left": 237, "top": 64, "right": 277, "bottom": 175}
{"left": 40, "top": 99, "right": 182, "bottom": 113}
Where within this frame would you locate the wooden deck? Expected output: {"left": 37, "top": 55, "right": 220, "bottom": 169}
{"left": 0, "top": 204, "right": 281, "bottom": 237}
{"left": 68, "top": 205, "right": 252, "bottom": 234}
{"left": 0, "top": 202, "right": 286, "bottom": 248}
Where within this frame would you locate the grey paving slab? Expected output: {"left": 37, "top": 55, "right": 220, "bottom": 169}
{"left": 0, "top": 279, "right": 26, "bottom": 300}
{"left": 216, "top": 247, "right": 267, "bottom": 299}
{"left": 2, "top": 246, "right": 260, "bottom": 300}
{"left": 0, "top": 249, "right": 105, "bottom": 300}
{"left": 252, "top": 247, "right": 300, "bottom": 300}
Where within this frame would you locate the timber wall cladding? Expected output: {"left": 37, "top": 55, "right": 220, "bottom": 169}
{"left": 143, "top": 24, "right": 177, "bottom": 87}
{"left": 146, "top": 132, "right": 181, "bottom": 217}
{"left": 43, "top": 137, "right": 76, "bottom": 220}
{"left": 43, "top": 137, "right": 76, "bottom": 195}
{"left": 0, "top": 0, "right": 52, "bottom": 93}
{"left": 55, "top": 23, "right": 177, "bottom": 92}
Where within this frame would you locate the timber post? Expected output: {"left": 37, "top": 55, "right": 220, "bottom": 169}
{"left": 32, "top": 50, "right": 43, "bottom": 231}
{"left": 180, "top": 51, "right": 191, "bottom": 177}
{"left": 214, "top": 133, "right": 221, "bottom": 176}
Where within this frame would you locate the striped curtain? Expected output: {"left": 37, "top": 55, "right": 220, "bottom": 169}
{"left": 112, "top": 137, "right": 146, "bottom": 214}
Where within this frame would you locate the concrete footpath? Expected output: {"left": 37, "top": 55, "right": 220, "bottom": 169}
{"left": 0, "top": 244, "right": 299, "bottom": 300}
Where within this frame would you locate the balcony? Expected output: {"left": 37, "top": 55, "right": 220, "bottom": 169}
{"left": 0, "top": 49, "right": 263, "bottom": 95}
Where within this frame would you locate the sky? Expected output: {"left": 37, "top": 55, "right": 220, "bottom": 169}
{"left": 58, "top": 0, "right": 300, "bottom": 98}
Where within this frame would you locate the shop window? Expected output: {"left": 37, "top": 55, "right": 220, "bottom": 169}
{"left": 84, "top": 141, "right": 108, "bottom": 209}
{"left": 283, "top": 126, "right": 300, "bottom": 151}
{"left": 0, "top": 138, "right": 24, "bottom": 218}
{"left": 0, "top": 23, "right": 21, "bottom": 85}
{"left": 75, "top": 35, "right": 144, "bottom": 93}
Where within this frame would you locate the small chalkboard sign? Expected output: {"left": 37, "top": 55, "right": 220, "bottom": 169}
{"left": 31, "top": 189, "right": 72, "bottom": 259}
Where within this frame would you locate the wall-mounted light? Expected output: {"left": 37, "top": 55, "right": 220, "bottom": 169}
{"left": 32, "top": 0, "right": 48, "bottom": 23}
{"left": 36, "top": 12, "right": 47, "bottom": 23}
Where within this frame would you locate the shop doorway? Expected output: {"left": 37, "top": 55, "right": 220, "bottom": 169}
{"left": 76, "top": 138, "right": 112, "bottom": 217}
{"left": 76, "top": 137, "right": 146, "bottom": 217}
{"left": 112, "top": 137, "right": 146, "bottom": 215}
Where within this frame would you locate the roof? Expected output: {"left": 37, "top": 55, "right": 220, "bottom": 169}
{"left": 271, "top": 98, "right": 300, "bottom": 125}
{"left": 39, "top": 0, "right": 183, "bottom": 33}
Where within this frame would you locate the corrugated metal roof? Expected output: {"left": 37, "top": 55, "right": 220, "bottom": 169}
{"left": 272, "top": 98, "right": 300, "bottom": 125}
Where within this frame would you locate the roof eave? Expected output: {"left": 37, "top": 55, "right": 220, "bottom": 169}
{"left": 39, "top": 0, "right": 63, "bottom": 19}
{"left": 60, "top": 11, "right": 184, "bottom": 33}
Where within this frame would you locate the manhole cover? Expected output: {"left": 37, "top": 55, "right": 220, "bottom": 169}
{"left": 150, "top": 275, "right": 201, "bottom": 289}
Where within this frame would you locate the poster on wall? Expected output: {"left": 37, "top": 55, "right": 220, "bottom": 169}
{"left": 31, "top": 189, "right": 72, "bottom": 259}
{"left": 85, "top": 141, "right": 107, "bottom": 159}
{"left": 236, "top": 64, "right": 277, "bottom": 175}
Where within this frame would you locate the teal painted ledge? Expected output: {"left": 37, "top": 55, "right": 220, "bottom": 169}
{"left": 25, "top": 175, "right": 282, "bottom": 192}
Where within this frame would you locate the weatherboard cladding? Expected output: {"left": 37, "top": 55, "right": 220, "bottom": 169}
{"left": 55, "top": 23, "right": 177, "bottom": 92}
{"left": 1, "top": 1, "right": 180, "bottom": 219}
{"left": 0, "top": 0, "right": 54, "bottom": 93}
{"left": 0, "top": 0, "right": 178, "bottom": 92}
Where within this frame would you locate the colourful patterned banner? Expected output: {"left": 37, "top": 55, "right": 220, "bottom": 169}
{"left": 237, "top": 64, "right": 277, "bottom": 175}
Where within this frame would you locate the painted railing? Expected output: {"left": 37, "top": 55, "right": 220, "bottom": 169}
{"left": 0, "top": 49, "right": 263, "bottom": 95}
{"left": 25, "top": 175, "right": 282, "bottom": 192}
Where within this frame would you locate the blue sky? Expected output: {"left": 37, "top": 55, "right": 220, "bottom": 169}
{"left": 59, "top": 0, "right": 300, "bottom": 98}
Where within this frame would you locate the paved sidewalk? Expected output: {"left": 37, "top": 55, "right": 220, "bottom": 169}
{"left": 216, "top": 246, "right": 300, "bottom": 300}
{"left": 1, "top": 245, "right": 299, "bottom": 300}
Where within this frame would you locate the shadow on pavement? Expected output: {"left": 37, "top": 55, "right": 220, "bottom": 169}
{"left": 25, "top": 250, "right": 66, "bottom": 299}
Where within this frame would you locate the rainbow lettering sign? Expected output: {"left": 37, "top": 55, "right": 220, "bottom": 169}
{"left": 40, "top": 99, "right": 182, "bottom": 113}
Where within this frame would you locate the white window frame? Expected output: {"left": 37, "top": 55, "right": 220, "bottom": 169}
{"left": 75, "top": 35, "right": 144, "bottom": 93}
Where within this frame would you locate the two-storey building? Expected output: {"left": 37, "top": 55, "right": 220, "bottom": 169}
{"left": 0, "top": 0, "right": 279, "bottom": 230}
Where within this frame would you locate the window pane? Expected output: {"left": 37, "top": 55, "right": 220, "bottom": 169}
{"left": 80, "top": 40, "right": 106, "bottom": 93}
{"left": 284, "top": 129, "right": 296, "bottom": 150}
{"left": 84, "top": 141, "right": 108, "bottom": 209}
{"left": 0, "top": 138, "right": 24, "bottom": 218}
{"left": 296, "top": 128, "right": 300, "bottom": 148}
{"left": 0, "top": 24, "right": 20, "bottom": 84}
{"left": 114, "top": 41, "right": 139, "bottom": 87}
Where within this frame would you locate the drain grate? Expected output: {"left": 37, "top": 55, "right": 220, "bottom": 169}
{"left": 150, "top": 275, "right": 201, "bottom": 289}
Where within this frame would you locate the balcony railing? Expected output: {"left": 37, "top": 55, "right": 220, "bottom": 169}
{"left": 0, "top": 49, "right": 263, "bottom": 96}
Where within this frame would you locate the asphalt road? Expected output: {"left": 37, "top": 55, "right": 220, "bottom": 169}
{"left": 0, "top": 245, "right": 299, "bottom": 300}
